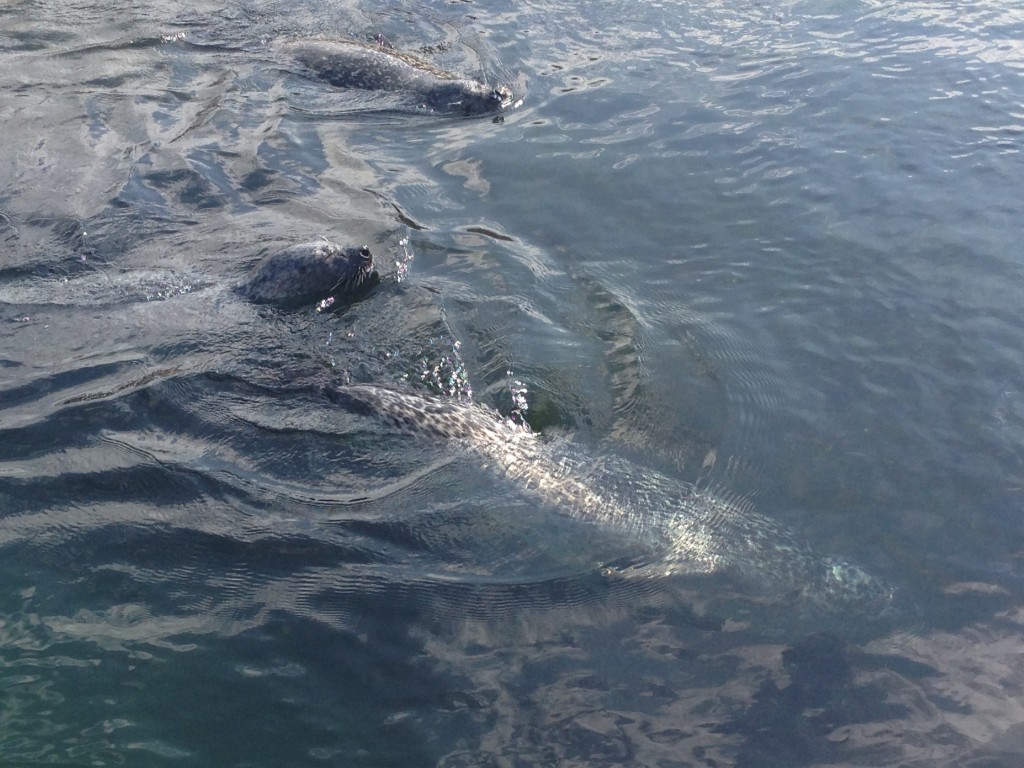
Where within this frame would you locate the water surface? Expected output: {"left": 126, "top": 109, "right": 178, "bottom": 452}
{"left": 3, "top": 0, "right": 1024, "bottom": 765}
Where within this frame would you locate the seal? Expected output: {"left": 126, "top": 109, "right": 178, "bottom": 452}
{"left": 282, "top": 39, "right": 513, "bottom": 116}
{"left": 327, "top": 383, "right": 894, "bottom": 613}
{"left": 240, "top": 240, "right": 377, "bottom": 307}
{"left": 0, "top": 239, "right": 378, "bottom": 310}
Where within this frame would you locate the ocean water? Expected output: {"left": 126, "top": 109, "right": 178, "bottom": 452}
{"left": 2, "top": 0, "right": 1024, "bottom": 765}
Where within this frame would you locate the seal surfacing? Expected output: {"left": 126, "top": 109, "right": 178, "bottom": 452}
{"left": 283, "top": 39, "right": 512, "bottom": 116}
{"left": 240, "top": 241, "right": 376, "bottom": 307}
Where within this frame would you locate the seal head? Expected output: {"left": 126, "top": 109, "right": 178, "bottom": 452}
{"left": 422, "top": 81, "right": 514, "bottom": 116}
{"left": 241, "top": 241, "right": 376, "bottom": 307}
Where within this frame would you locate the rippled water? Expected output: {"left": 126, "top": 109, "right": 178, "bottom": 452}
{"left": 3, "top": 0, "right": 1024, "bottom": 765}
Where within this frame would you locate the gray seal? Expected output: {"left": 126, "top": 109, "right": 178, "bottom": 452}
{"left": 327, "top": 383, "right": 894, "bottom": 614}
{"left": 282, "top": 39, "right": 513, "bottom": 116}
{"left": 240, "top": 240, "right": 377, "bottom": 307}
{"left": 0, "top": 239, "right": 378, "bottom": 310}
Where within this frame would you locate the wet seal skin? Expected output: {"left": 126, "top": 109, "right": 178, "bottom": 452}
{"left": 281, "top": 38, "right": 514, "bottom": 116}
{"left": 240, "top": 240, "right": 377, "bottom": 308}
{"left": 325, "top": 383, "right": 895, "bottom": 615}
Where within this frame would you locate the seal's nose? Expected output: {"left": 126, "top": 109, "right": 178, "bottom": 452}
{"left": 490, "top": 87, "right": 510, "bottom": 107}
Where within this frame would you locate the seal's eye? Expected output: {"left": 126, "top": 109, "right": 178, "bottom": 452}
{"left": 358, "top": 246, "right": 372, "bottom": 262}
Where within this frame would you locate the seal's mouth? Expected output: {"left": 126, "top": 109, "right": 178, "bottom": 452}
{"left": 356, "top": 244, "right": 373, "bottom": 272}
{"left": 318, "top": 246, "right": 378, "bottom": 313}
{"left": 350, "top": 245, "right": 376, "bottom": 288}
{"left": 491, "top": 85, "right": 514, "bottom": 110}
{"left": 330, "top": 245, "right": 374, "bottom": 292}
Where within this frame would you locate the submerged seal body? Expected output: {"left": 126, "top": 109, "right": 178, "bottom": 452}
{"left": 283, "top": 39, "right": 513, "bottom": 116}
{"left": 329, "top": 383, "right": 893, "bottom": 613}
{"left": 240, "top": 241, "right": 376, "bottom": 307}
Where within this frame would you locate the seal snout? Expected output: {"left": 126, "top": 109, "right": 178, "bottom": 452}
{"left": 491, "top": 85, "right": 514, "bottom": 109}
{"left": 358, "top": 245, "right": 373, "bottom": 271}
{"left": 351, "top": 244, "right": 375, "bottom": 285}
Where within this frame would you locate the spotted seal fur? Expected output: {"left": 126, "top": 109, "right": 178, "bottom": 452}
{"left": 328, "top": 383, "right": 893, "bottom": 612}
{"left": 282, "top": 39, "right": 513, "bottom": 116}
{"left": 240, "top": 240, "right": 376, "bottom": 307}
{"left": 0, "top": 239, "right": 377, "bottom": 310}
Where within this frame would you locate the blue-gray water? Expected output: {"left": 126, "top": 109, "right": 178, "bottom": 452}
{"left": 2, "top": 0, "right": 1024, "bottom": 765}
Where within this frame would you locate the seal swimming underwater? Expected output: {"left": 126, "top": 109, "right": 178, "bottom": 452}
{"left": 281, "top": 39, "right": 514, "bottom": 116}
{"left": 328, "top": 383, "right": 893, "bottom": 613}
